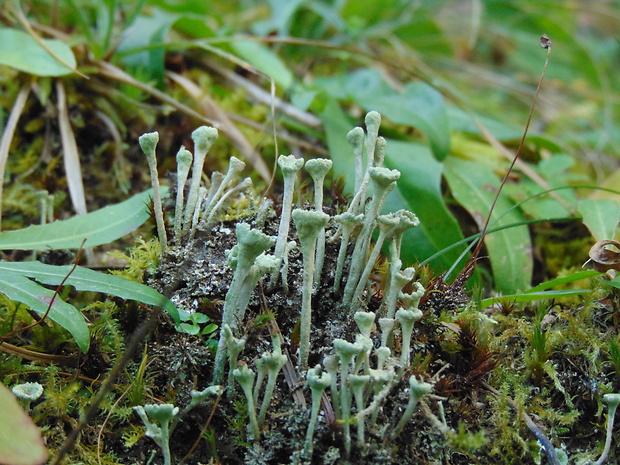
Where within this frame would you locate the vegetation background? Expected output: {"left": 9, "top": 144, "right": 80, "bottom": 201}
{"left": 0, "top": 0, "right": 619, "bottom": 464}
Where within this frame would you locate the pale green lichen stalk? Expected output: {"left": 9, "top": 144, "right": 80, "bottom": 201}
{"left": 213, "top": 224, "right": 275, "bottom": 383}
{"left": 271, "top": 154, "right": 304, "bottom": 287}
{"left": 233, "top": 363, "right": 260, "bottom": 439}
{"left": 183, "top": 126, "right": 218, "bottom": 234}
{"left": 305, "top": 158, "right": 333, "bottom": 289}
{"left": 391, "top": 377, "right": 433, "bottom": 439}
{"left": 139, "top": 132, "right": 167, "bottom": 252}
{"left": 293, "top": 208, "right": 330, "bottom": 369}
{"left": 134, "top": 403, "right": 178, "bottom": 465}
{"left": 174, "top": 147, "right": 192, "bottom": 246}
{"left": 592, "top": 393, "right": 620, "bottom": 465}
{"left": 304, "top": 365, "right": 332, "bottom": 459}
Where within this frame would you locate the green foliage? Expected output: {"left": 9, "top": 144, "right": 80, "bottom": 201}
{"left": 176, "top": 310, "right": 218, "bottom": 339}
{"left": 449, "top": 422, "right": 489, "bottom": 456}
{"left": 0, "top": 257, "right": 179, "bottom": 353}
{"left": 0, "top": 27, "right": 77, "bottom": 76}
{"left": 579, "top": 199, "right": 620, "bottom": 242}
{"left": 608, "top": 336, "right": 620, "bottom": 381}
{"left": 527, "top": 305, "right": 553, "bottom": 385}
{"left": 109, "top": 238, "right": 162, "bottom": 283}
{"left": 0, "top": 189, "right": 166, "bottom": 251}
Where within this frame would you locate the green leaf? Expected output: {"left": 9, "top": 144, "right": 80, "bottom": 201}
{"left": 444, "top": 157, "right": 532, "bottom": 293}
{"left": 527, "top": 270, "right": 601, "bottom": 293}
{"left": 0, "top": 188, "right": 165, "bottom": 251}
{"left": 314, "top": 68, "right": 394, "bottom": 102}
{"left": 578, "top": 199, "right": 620, "bottom": 242}
{"left": 383, "top": 140, "right": 467, "bottom": 271}
{"left": 178, "top": 323, "right": 200, "bottom": 335}
{"left": 0, "top": 273, "right": 89, "bottom": 353}
{"left": 0, "top": 383, "right": 47, "bottom": 465}
{"left": 317, "top": 70, "right": 450, "bottom": 160}
{"left": 357, "top": 81, "right": 450, "bottom": 161}
{"left": 0, "top": 28, "right": 77, "bottom": 77}
{"left": 0, "top": 262, "right": 179, "bottom": 324}
{"left": 230, "top": 40, "right": 294, "bottom": 89}
{"left": 321, "top": 99, "right": 357, "bottom": 193}
{"left": 117, "top": 10, "right": 178, "bottom": 81}
{"left": 479, "top": 289, "right": 591, "bottom": 309}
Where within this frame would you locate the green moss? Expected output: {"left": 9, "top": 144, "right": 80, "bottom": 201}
{"left": 109, "top": 238, "right": 161, "bottom": 282}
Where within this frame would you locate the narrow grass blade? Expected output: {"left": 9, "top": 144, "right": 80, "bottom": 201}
{"left": 0, "top": 188, "right": 165, "bottom": 251}
{"left": 0, "top": 273, "right": 89, "bottom": 352}
{"left": 478, "top": 289, "right": 591, "bottom": 309}
{"left": 0, "top": 261, "right": 179, "bottom": 323}
{"left": 527, "top": 270, "right": 601, "bottom": 293}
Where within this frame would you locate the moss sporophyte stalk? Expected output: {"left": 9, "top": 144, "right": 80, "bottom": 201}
{"left": 137, "top": 112, "right": 619, "bottom": 464}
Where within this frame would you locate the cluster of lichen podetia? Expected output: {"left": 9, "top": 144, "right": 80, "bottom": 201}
{"left": 136, "top": 111, "right": 437, "bottom": 460}
{"left": 134, "top": 111, "right": 620, "bottom": 463}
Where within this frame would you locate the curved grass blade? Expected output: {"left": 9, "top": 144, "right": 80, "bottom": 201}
{"left": 0, "top": 262, "right": 179, "bottom": 324}
{"left": 0, "top": 188, "right": 166, "bottom": 251}
{"left": 478, "top": 289, "right": 591, "bottom": 309}
{"left": 0, "top": 273, "right": 89, "bottom": 353}
{"left": 526, "top": 270, "right": 602, "bottom": 293}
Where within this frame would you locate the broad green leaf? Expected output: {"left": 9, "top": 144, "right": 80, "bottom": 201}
{"left": 382, "top": 140, "right": 467, "bottom": 271}
{"left": 0, "top": 273, "right": 89, "bottom": 352}
{"left": 0, "top": 383, "right": 47, "bottom": 465}
{"left": 314, "top": 68, "right": 394, "bottom": 102}
{"left": 252, "top": 0, "right": 306, "bottom": 36}
{"left": 0, "top": 262, "right": 179, "bottom": 323}
{"left": 317, "top": 70, "right": 450, "bottom": 160}
{"left": 230, "top": 40, "right": 294, "bottom": 89}
{"left": 578, "top": 199, "right": 620, "bottom": 242}
{"left": 0, "top": 188, "right": 165, "bottom": 251}
{"left": 0, "top": 28, "right": 77, "bottom": 77}
{"left": 444, "top": 157, "right": 532, "bottom": 293}
{"left": 357, "top": 81, "right": 450, "bottom": 161}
